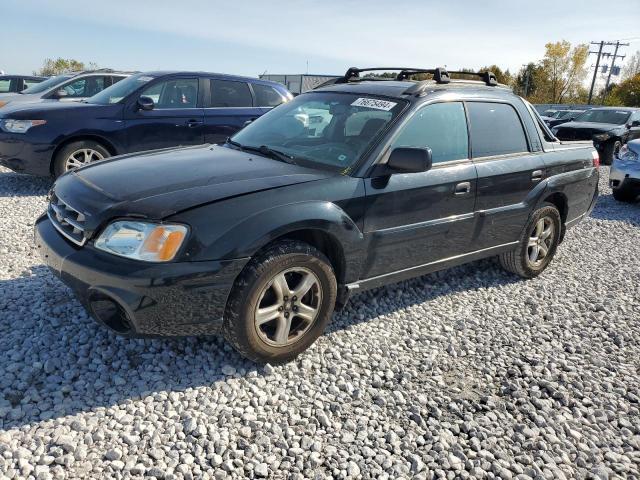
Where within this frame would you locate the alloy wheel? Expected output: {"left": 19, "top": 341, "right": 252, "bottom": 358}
{"left": 254, "top": 267, "right": 322, "bottom": 347}
{"left": 65, "top": 148, "right": 105, "bottom": 171}
{"left": 527, "top": 217, "right": 554, "bottom": 267}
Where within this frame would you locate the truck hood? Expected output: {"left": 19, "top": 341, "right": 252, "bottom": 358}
{"left": 53, "top": 144, "right": 334, "bottom": 232}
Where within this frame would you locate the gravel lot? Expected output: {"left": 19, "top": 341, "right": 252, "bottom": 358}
{"left": 0, "top": 165, "right": 638, "bottom": 480}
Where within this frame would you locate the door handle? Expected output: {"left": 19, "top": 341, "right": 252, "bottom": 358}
{"left": 454, "top": 181, "right": 471, "bottom": 195}
{"left": 186, "top": 119, "right": 203, "bottom": 127}
{"left": 531, "top": 170, "right": 543, "bottom": 182}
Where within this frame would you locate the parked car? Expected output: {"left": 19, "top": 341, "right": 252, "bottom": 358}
{"left": 552, "top": 107, "right": 640, "bottom": 165}
{"left": 546, "top": 109, "right": 586, "bottom": 128}
{"left": 0, "top": 69, "right": 131, "bottom": 109}
{"left": 34, "top": 66, "right": 599, "bottom": 363}
{"left": 0, "top": 71, "right": 292, "bottom": 177}
{"left": 610, "top": 139, "right": 640, "bottom": 202}
{"left": 0, "top": 75, "right": 47, "bottom": 94}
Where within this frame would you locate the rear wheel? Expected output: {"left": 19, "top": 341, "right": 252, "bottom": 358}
{"left": 499, "top": 203, "right": 562, "bottom": 278}
{"left": 223, "top": 240, "right": 337, "bottom": 364}
{"left": 53, "top": 140, "right": 110, "bottom": 178}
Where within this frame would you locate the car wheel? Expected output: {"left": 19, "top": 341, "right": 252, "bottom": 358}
{"left": 223, "top": 240, "right": 337, "bottom": 364}
{"left": 612, "top": 186, "right": 638, "bottom": 202}
{"left": 499, "top": 203, "right": 562, "bottom": 278}
{"left": 602, "top": 140, "right": 622, "bottom": 166}
{"left": 53, "top": 140, "right": 110, "bottom": 178}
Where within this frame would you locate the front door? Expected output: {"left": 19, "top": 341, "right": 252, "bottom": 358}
{"left": 361, "top": 101, "right": 478, "bottom": 279}
{"left": 123, "top": 77, "right": 205, "bottom": 153}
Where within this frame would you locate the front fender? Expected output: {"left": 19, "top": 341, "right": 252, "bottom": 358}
{"left": 178, "top": 200, "right": 365, "bottom": 283}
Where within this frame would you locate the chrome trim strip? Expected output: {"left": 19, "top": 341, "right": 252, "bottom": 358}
{"left": 565, "top": 211, "right": 586, "bottom": 228}
{"left": 47, "top": 209, "right": 86, "bottom": 246}
{"left": 348, "top": 241, "right": 519, "bottom": 288}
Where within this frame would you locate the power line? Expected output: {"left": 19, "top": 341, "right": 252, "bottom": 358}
{"left": 587, "top": 40, "right": 629, "bottom": 105}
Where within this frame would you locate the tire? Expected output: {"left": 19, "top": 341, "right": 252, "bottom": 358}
{"left": 499, "top": 203, "right": 562, "bottom": 279}
{"left": 602, "top": 140, "right": 622, "bottom": 166}
{"left": 612, "top": 186, "right": 638, "bottom": 202}
{"left": 223, "top": 240, "right": 337, "bottom": 364}
{"left": 53, "top": 140, "right": 110, "bottom": 178}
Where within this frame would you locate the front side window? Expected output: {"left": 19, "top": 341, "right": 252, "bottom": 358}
{"left": 60, "top": 76, "right": 106, "bottom": 98}
{"left": 253, "top": 83, "right": 285, "bottom": 107}
{"left": 467, "top": 102, "right": 529, "bottom": 157}
{"left": 22, "top": 79, "right": 42, "bottom": 90}
{"left": 210, "top": 79, "right": 253, "bottom": 107}
{"left": 231, "top": 92, "right": 406, "bottom": 171}
{"left": 141, "top": 78, "right": 198, "bottom": 109}
{"left": 391, "top": 102, "right": 469, "bottom": 164}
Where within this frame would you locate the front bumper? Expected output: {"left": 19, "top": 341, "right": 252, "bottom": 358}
{"left": 610, "top": 160, "right": 640, "bottom": 188}
{"left": 34, "top": 215, "right": 249, "bottom": 336}
{"left": 0, "top": 131, "right": 54, "bottom": 176}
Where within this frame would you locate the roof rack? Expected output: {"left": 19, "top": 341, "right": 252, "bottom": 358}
{"left": 314, "top": 66, "right": 498, "bottom": 90}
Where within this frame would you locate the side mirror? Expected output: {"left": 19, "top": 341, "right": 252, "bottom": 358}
{"left": 386, "top": 147, "right": 432, "bottom": 173}
{"left": 137, "top": 96, "right": 155, "bottom": 111}
{"left": 630, "top": 120, "right": 640, "bottom": 128}
{"left": 54, "top": 89, "right": 68, "bottom": 98}
{"left": 242, "top": 119, "right": 254, "bottom": 128}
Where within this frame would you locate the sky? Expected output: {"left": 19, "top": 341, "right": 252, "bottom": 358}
{"left": 2, "top": 0, "right": 639, "bottom": 82}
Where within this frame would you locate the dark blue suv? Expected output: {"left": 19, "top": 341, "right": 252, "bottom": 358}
{"left": 0, "top": 71, "right": 292, "bottom": 177}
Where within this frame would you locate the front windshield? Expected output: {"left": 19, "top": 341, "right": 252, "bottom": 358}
{"left": 574, "top": 109, "right": 631, "bottom": 125}
{"left": 21, "top": 74, "right": 71, "bottom": 94}
{"left": 88, "top": 73, "right": 156, "bottom": 104}
{"left": 230, "top": 92, "right": 407, "bottom": 171}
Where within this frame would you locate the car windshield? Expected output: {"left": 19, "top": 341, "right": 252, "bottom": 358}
{"left": 87, "top": 73, "right": 156, "bottom": 104}
{"left": 21, "top": 74, "right": 72, "bottom": 94}
{"left": 230, "top": 92, "right": 406, "bottom": 172}
{"left": 573, "top": 109, "right": 631, "bottom": 125}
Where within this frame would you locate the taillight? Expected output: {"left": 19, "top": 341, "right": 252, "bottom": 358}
{"left": 591, "top": 150, "right": 600, "bottom": 168}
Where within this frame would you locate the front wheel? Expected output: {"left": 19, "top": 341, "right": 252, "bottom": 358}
{"left": 223, "top": 240, "right": 337, "bottom": 364}
{"left": 602, "top": 140, "right": 622, "bottom": 166}
{"left": 499, "top": 203, "right": 562, "bottom": 278}
{"left": 612, "top": 186, "right": 639, "bottom": 202}
{"left": 53, "top": 140, "right": 110, "bottom": 178}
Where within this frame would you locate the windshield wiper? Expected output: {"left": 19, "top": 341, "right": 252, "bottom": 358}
{"left": 225, "top": 139, "right": 296, "bottom": 164}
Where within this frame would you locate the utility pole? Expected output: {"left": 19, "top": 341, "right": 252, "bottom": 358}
{"left": 602, "top": 41, "right": 629, "bottom": 103}
{"left": 588, "top": 41, "right": 604, "bottom": 105}
{"left": 522, "top": 64, "right": 530, "bottom": 97}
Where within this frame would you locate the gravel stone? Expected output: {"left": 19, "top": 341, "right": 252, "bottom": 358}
{"left": 0, "top": 166, "right": 639, "bottom": 479}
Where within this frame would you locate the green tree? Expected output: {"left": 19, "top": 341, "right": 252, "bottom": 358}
{"left": 605, "top": 74, "right": 640, "bottom": 107}
{"left": 514, "top": 63, "right": 544, "bottom": 99}
{"left": 534, "top": 40, "right": 589, "bottom": 103}
{"left": 34, "top": 58, "right": 98, "bottom": 76}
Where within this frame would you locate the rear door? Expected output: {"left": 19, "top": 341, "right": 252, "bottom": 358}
{"left": 361, "top": 101, "right": 478, "bottom": 278}
{"left": 123, "top": 76, "right": 205, "bottom": 153}
{"left": 467, "top": 101, "right": 546, "bottom": 250}
{"left": 203, "top": 78, "right": 263, "bottom": 144}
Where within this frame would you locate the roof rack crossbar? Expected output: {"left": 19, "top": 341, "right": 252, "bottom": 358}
{"left": 446, "top": 70, "right": 499, "bottom": 86}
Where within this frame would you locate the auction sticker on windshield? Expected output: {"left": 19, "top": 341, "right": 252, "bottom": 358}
{"left": 351, "top": 97, "right": 397, "bottom": 111}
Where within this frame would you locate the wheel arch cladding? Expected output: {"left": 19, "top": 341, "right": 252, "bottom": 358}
{"left": 184, "top": 201, "right": 364, "bottom": 284}
{"left": 50, "top": 135, "right": 118, "bottom": 174}
{"left": 542, "top": 192, "right": 568, "bottom": 225}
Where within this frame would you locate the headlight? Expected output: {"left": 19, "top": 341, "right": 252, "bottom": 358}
{"left": 0, "top": 119, "right": 47, "bottom": 133}
{"left": 593, "top": 132, "right": 611, "bottom": 141}
{"left": 95, "top": 221, "right": 188, "bottom": 262}
{"left": 617, "top": 145, "right": 638, "bottom": 162}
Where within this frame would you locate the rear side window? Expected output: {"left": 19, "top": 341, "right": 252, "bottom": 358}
{"left": 0, "top": 78, "right": 15, "bottom": 93}
{"left": 210, "top": 79, "right": 253, "bottom": 107}
{"left": 467, "top": 102, "right": 529, "bottom": 157}
{"left": 391, "top": 102, "right": 469, "bottom": 164}
{"left": 253, "top": 83, "right": 285, "bottom": 107}
{"left": 22, "top": 79, "right": 41, "bottom": 90}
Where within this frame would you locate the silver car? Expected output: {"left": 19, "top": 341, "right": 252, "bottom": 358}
{"left": 610, "top": 139, "right": 640, "bottom": 202}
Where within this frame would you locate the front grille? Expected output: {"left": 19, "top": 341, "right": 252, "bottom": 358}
{"left": 47, "top": 193, "right": 87, "bottom": 245}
